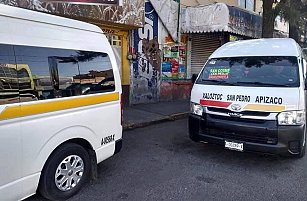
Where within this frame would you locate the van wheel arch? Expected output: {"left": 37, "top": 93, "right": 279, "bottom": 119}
{"left": 38, "top": 139, "right": 97, "bottom": 200}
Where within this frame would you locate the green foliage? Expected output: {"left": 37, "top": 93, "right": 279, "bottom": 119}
{"left": 262, "top": 0, "right": 307, "bottom": 46}
{"left": 276, "top": 0, "right": 307, "bottom": 45}
{"left": 277, "top": 0, "right": 305, "bottom": 26}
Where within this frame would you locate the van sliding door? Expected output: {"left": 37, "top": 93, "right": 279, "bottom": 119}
{"left": 0, "top": 44, "right": 22, "bottom": 191}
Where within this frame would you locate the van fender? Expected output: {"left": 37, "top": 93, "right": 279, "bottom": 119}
{"left": 32, "top": 125, "right": 101, "bottom": 175}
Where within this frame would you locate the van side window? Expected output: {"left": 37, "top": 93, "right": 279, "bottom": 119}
{"left": 14, "top": 45, "right": 115, "bottom": 102}
{"left": 0, "top": 44, "right": 19, "bottom": 105}
{"left": 77, "top": 51, "right": 115, "bottom": 95}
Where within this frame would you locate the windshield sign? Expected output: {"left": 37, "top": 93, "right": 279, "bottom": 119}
{"left": 196, "top": 56, "right": 299, "bottom": 87}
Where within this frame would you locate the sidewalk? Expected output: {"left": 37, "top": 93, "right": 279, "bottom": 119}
{"left": 123, "top": 101, "right": 190, "bottom": 130}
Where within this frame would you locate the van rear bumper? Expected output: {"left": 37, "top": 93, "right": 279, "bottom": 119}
{"left": 189, "top": 114, "right": 305, "bottom": 156}
{"left": 114, "top": 138, "right": 122, "bottom": 155}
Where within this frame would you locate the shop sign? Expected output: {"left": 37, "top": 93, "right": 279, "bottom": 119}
{"left": 228, "top": 6, "right": 262, "bottom": 38}
{"left": 101, "top": 28, "right": 120, "bottom": 34}
{"left": 133, "top": 1, "right": 159, "bottom": 74}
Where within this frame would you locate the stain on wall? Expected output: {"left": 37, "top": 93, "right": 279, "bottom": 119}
{"left": 131, "top": 1, "right": 161, "bottom": 104}
{"left": 160, "top": 80, "right": 192, "bottom": 102}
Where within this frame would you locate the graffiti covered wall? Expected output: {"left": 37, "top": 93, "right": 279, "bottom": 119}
{"left": 131, "top": 1, "right": 161, "bottom": 104}
{"left": 0, "top": 0, "right": 144, "bottom": 27}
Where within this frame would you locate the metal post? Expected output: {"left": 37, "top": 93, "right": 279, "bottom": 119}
{"left": 176, "top": 0, "right": 181, "bottom": 44}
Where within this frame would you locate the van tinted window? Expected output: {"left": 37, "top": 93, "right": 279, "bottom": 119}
{"left": 197, "top": 56, "right": 299, "bottom": 87}
{"left": 0, "top": 45, "right": 19, "bottom": 105}
{"left": 14, "top": 45, "right": 115, "bottom": 102}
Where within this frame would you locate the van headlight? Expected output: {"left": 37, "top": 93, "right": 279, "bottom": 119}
{"left": 190, "top": 102, "right": 204, "bottom": 116}
{"left": 277, "top": 110, "right": 305, "bottom": 125}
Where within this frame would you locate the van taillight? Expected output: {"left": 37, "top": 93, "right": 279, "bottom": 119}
{"left": 121, "top": 94, "right": 123, "bottom": 126}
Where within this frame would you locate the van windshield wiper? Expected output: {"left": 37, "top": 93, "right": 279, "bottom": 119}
{"left": 200, "top": 79, "right": 236, "bottom": 86}
{"left": 235, "top": 81, "right": 290, "bottom": 87}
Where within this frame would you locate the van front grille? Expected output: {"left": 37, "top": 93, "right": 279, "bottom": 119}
{"left": 207, "top": 107, "right": 270, "bottom": 117}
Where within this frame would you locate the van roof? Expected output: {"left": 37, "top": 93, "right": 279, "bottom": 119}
{"left": 0, "top": 4, "right": 102, "bottom": 33}
{"left": 210, "top": 38, "right": 302, "bottom": 58}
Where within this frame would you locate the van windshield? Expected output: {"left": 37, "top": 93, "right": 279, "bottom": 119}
{"left": 196, "top": 56, "right": 300, "bottom": 87}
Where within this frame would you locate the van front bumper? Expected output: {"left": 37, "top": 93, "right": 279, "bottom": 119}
{"left": 189, "top": 114, "right": 305, "bottom": 156}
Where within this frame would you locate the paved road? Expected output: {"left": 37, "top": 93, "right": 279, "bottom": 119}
{"left": 28, "top": 119, "right": 307, "bottom": 201}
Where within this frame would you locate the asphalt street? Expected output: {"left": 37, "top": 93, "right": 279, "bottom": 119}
{"left": 28, "top": 118, "right": 307, "bottom": 201}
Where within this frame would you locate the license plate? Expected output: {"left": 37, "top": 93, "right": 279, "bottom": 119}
{"left": 225, "top": 141, "right": 244, "bottom": 152}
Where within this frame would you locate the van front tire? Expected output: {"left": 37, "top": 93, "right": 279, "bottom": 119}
{"left": 297, "top": 129, "right": 306, "bottom": 158}
{"left": 298, "top": 146, "right": 306, "bottom": 158}
{"left": 39, "top": 143, "right": 91, "bottom": 201}
{"left": 295, "top": 141, "right": 306, "bottom": 159}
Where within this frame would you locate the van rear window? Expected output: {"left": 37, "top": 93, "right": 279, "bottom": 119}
{"left": 196, "top": 56, "right": 300, "bottom": 87}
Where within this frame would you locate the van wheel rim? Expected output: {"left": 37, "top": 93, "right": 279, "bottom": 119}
{"left": 55, "top": 155, "right": 84, "bottom": 191}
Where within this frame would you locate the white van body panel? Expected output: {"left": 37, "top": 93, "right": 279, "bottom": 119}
{"left": 210, "top": 38, "right": 302, "bottom": 58}
{"left": 191, "top": 84, "right": 302, "bottom": 119}
{"left": 0, "top": 4, "right": 122, "bottom": 200}
{"left": 0, "top": 173, "right": 40, "bottom": 201}
{"left": 0, "top": 103, "right": 22, "bottom": 194}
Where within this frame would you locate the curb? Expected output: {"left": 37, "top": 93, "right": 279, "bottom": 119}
{"left": 123, "top": 112, "right": 189, "bottom": 131}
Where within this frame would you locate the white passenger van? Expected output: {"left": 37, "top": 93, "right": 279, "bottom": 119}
{"left": 0, "top": 4, "right": 122, "bottom": 200}
{"left": 189, "top": 38, "right": 307, "bottom": 158}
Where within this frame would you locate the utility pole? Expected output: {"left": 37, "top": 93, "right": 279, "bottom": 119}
{"left": 176, "top": 0, "right": 181, "bottom": 44}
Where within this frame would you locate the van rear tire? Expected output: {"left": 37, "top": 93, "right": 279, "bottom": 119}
{"left": 39, "top": 143, "right": 91, "bottom": 201}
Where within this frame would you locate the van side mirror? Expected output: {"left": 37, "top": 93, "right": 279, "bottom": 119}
{"left": 192, "top": 74, "right": 198, "bottom": 84}
{"left": 305, "top": 78, "right": 307, "bottom": 90}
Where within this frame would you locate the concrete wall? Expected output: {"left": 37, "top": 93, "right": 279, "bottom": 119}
{"left": 160, "top": 81, "right": 192, "bottom": 101}
{"left": 149, "top": 0, "right": 179, "bottom": 42}
{"left": 255, "top": 0, "right": 263, "bottom": 15}
{"left": 182, "top": 0, "right": 237, "bottom": 7}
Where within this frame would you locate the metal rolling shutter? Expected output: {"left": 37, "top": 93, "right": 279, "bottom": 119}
{"left": 191, "top": 34, "right": 221, "bottom": 75}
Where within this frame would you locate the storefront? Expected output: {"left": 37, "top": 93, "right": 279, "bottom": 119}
{"left": 159, "top": 34, "right": 192, "bottom": 101}
{"left": 190, "top": 33, "right": 225, "bottom": 76}
{"left": 1, "top": 0, "right": 145, "bottom": 105}
{"left": 128, "top": 0, "right": 192, "bottom": 103}
{"left": 97, "top": 26, "right": 131, "bottom": 105}
{"left": 182, "top": 3, "right": 262, "bottom": 75}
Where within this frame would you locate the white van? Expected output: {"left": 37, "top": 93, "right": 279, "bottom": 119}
{"left": 189, "top": 38, "right": 307, "bottom": 158}
{"left": 0, "top": 4, "right": 122, "bottom": 200}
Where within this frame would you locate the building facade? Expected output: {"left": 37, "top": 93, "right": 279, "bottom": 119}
{"left": 129, "top": 0, "right": 192, "bottom": 104}
{"left": 129, "top": 0, "right": 264, "bottom": 103}
{"left": 181, "top": 1, "right": 262, "bottom": 76}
